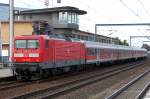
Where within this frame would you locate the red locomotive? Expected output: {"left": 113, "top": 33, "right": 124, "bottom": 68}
{"left": 12, "top": 35, "right": 147, "bottom": 80}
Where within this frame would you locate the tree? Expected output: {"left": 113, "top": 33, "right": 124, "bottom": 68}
{"left": 123, "top": 40, "right": 129, "bottom": 46}
{"left": 118, "top": 39, "right": 129, "bottom": 46}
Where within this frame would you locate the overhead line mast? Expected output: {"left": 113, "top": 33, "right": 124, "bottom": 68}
{"left": 9, "top": 0, "right": 14, "bottom": 65}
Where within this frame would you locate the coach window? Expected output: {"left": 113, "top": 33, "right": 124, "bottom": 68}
{"left": 95, "top": 49, "right": 97, "bottom": 55}
{"left": 87, "top": 48, "right": 91, "bottom": 55}
{"left": 46, "top": 40, "right": 49, "bottom": 48}
{"left": 91, "top": 49, "right": 94, "bottom": 55}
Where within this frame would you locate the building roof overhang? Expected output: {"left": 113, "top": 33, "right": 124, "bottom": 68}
{"left": 16, "top": 6, "right": 87, "bottom": 15}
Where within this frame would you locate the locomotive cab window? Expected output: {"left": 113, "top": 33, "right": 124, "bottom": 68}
{"left": 15, "top": 40, "right": 26, "bottom": 48}
{"left": 15, "top": 40, "right": 39, "bottom": 49}
{"left": 28, "top": 40, "right": 39, "bottom": 49}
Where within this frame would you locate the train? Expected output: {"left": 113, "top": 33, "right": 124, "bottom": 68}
{"left": 12, "top": 35, "right": 147, "bottom": 80}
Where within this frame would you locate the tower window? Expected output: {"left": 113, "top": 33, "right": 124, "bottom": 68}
{"left": 58, "top": 12, "right": 79, "bottom": 24}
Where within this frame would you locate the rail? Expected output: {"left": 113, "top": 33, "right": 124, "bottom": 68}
{"left": 106, "top": 69, "right": 150, "bottom": 99}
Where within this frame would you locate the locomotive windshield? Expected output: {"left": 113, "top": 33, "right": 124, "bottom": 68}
{"left": 27, "top": 40, "right": 39, "bottom": 48}
{"left": 15, "top": 40, "right": 26, "bottom": 48}
{"left": 15, "top": 40, "right": 39, "bottom": 49}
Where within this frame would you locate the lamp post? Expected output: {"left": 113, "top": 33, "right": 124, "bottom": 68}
{"left": 9, "top": 0, "right": 14, "bottom": 65}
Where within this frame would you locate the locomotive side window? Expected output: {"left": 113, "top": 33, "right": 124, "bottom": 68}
{"left": 28, "top": 40, "right": 39, "bottom": 48}
{"left": 15, "top": 40, "right": 26, "bottom": 48}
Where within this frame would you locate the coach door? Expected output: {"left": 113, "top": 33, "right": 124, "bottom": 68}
{"left": 96, "top": 48, "right": 100, "bottom": 64}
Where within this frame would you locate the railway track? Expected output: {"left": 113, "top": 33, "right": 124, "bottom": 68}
{"left": 0, "top": 81, "right": 33, "bottom": 91}
{"left": 10, "top": 60, "right": 149, "bottom": 99}
{"left": 140, "top": 85, "right": 150, "bottom": 99}
{"left": 0, "top": 81, "right": 16, "bottom": 87}
{"left": 0, "top": 60, "right": 145, "bottom": 93}
{"left": 106, "top": 69, "right": 150, "bottom": 99}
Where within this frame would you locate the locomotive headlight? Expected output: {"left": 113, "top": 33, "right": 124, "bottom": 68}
{"left": 14, "top": 53, "right": 24, "bottom": 57}
{"left": 29, "top": 53, "right": 39, "bottom": 57}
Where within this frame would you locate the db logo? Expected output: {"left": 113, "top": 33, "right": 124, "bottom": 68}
{"left": 67, "top": 49, "right": 70, "bottom": 54}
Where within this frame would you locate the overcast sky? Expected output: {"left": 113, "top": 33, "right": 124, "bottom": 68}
{"left": 1, "top": 0, "right": 150, "bottom": 47}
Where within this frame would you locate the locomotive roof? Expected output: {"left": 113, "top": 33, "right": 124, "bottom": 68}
{"left": 15, "top": 35, "right": 77, "bottom": 42}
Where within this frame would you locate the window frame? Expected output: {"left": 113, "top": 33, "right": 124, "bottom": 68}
{"left": 27, "top": 40, "right": 39, "bottom": 49}
{"left": 15, "top": 40, "right": 27, "bottom": 49}
{"left": 15, "top": 39, "right": 39, "bottom": 49}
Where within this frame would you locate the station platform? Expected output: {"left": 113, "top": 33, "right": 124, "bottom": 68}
{"left": 0, "top": 67, "right": 13, "bottom": 78}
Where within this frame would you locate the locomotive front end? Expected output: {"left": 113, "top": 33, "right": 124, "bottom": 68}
{"left": 13, "top": 39, "right": 40, "bottom": 63}
{"left": 12, "top": 36, "right": 43, "bottom": 80}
